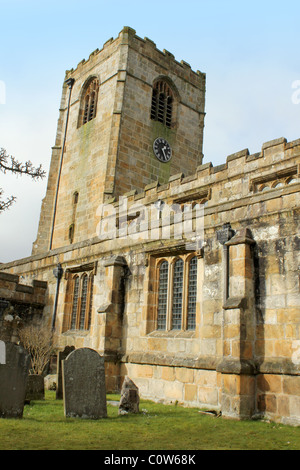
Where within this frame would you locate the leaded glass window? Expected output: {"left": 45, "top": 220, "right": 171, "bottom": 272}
{"left": 87, "top": 274, "right": 94, "bottom": 330}
{"left": 157, "top": 261, "right": 169, "bottom": 330}
{"left": 65, "top": 268, "right": 95, "bottom": 332}
{"left": 71, "top": 276, "right": 79, "bottom": 329}
{"left": 79, "top": 275, "right": 88, "bottom": 330}
{"left": 154, "top": 254, "right": 198, "bottom": 333}
{"left": 171, "top": 259, "right": 184, "bottom": 330}
{"left": 187, "top": 257, "right": 197, "bottom": 330}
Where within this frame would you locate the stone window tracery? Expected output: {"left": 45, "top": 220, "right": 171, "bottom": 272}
{"left": 62, "top": 265, "right": 96, "bottom": 332}
{"left": 156, "top": 254, "right": 198, "bottom": 331}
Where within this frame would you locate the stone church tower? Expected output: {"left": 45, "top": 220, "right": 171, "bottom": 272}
{"left": 33, "top": 27, "right": 206, "bottom": 254}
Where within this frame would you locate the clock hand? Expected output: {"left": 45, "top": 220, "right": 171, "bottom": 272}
{"left": 162, "top": 146, "right": 167, "bottom": 160}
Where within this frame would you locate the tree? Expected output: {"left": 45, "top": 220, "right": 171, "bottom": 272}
{"left": 18, "top": 323, "right": 55, "bottom": 375}
{"left": 0, "top": 147, "right": 46, "bottom": 212}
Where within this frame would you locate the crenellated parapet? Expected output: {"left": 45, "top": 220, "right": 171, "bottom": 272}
{"left": 102, "top": 136, "right": 300, "bottom": 217}
{"left": 64, "top": 26, "right": 205, "bottom": 90}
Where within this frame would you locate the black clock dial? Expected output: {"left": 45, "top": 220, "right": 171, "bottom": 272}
{"left": 153, "top": 138, "right": 172, "bottom": 163}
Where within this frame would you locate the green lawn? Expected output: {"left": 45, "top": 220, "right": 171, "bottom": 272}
{"left": 0, "top": 391, "right": 299, "bottom": 450}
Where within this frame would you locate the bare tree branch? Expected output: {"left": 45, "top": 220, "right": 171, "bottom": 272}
{"left": 0, "top": 147, "right": 46, "bottom": 212}
{"left": 18, "top": 323, "right": 55, "bottom": 375}
{"left": 0, "top": 188, "right": 16, "bottom": 211}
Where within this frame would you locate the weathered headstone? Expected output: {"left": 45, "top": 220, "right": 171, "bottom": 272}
{"left": 62, "top": 348, "right": 107, "bottom": 419}
{"left": 56, "top": 345, "right": 74, "bottom": 399}
{"left": 119, "top": 376, "right": 140, "bottom": 415}
{"left": 0, "top": 340, "right": 5, "bottom": 364}
{"left": 44, "top": 374, "right": 57, "bottom": 391}
{"left": 25, "top": 374, "right": 45, "bottom": 401}
{"left": 0, "top": 341, "right": 30, "bottom": 418}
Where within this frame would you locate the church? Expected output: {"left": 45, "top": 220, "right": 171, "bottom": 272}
{"left": 0, "top": 27, "right": 299, "bottom": 425}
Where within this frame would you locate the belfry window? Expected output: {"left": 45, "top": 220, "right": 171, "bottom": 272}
{"left": 151, "top": 80, "right": 174, "bottom": 128}
{"left": 156, "top": 255, "right": 198, "bottom": 331}
{"left": 78, "top": 78, "right": 99, "bottom": 127}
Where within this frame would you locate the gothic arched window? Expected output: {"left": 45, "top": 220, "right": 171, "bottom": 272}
{"left": 150, "top": 80, "right": 174, "bottom": 128}
{"left": 78, "top": 77, "right": 99, "bottom": 127}
{"left": 63, "top": 267, "right": 95, "bottom": 332}
{"left": 154, "top": 254, "right": 198, "bottom": 332}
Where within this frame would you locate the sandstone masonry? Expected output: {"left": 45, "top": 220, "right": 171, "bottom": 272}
{"left": 0, "top": 27, "right": 299, "bottom": 426}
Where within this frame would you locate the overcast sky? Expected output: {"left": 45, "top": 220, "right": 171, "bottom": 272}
{"left": 0, "top": 0, "right": 299, "bottom": 263}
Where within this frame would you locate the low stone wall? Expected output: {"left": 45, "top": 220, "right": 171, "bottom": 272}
{"left": 0, "top": 272, "right": 47, "bottom": 342}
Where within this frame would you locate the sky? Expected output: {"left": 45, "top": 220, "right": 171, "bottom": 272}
{"left": 0, "top": 0, "right": 299, "bottom": 263}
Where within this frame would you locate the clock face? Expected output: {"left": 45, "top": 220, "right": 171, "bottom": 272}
{"left": 153, "top": 138, "right": 172, "bottom": 163}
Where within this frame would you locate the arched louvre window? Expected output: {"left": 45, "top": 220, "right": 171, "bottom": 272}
{"left": 171, "top": 258, "right": 184, "bottom": 330}
{"left": 70, "top": 276, "right": 80, "bottom": 329}
{"left": 157, "top": 261, "right": 169, "bottom": 330}
{"left": 187, "top": 257, "right": 197, "bottom": 330}
{"left": 150, "top": 80, "right": 174, "bottom": 128}
{"left": 79, "top": 78, "right": 99, "bottom": 127}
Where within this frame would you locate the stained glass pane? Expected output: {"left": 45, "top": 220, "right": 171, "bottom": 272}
{"left": 157, "top": 261, "right": 168, "bottom": 330}
{"left": 172, "top": 259, "right": 184, "bottom": 330}
{"left": 187, "top": 257, "right": 197, "bottom": 330}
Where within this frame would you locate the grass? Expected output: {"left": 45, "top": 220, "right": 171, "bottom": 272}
{"left": 0, "top": 391, "right": 299, "bottom": 450}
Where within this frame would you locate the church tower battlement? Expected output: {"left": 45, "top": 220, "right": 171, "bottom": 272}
{"left": 32, "top": 27, "right": 206, "bottom": 255}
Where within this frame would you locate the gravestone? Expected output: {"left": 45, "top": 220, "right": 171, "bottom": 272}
{"left": 62, "top": 348, "right": 107, "bottom": 419}
{"left": 0, "top": 340, "right": 5, "bottom": 364}
{"left": 25, "top": 374, "right": 45, "bottom": 401}
{"left": 0, "top": 341, "right": 30, "bottom": 418}
{"left": 119, "top": 376, "right": 140, "bottom": 415}
{"left": 56, "top": 345, "right": 74, "bottom": 399}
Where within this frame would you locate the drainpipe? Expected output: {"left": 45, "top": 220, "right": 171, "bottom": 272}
{"left": 51, "top": 263, "right": 64, "bottom": 331}
{"left": 49, "top": 77, "right": 75, "bottom": 251}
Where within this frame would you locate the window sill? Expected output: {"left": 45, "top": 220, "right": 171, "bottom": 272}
{"left": 148, "top": 329, "right": 195, "bottom": 339}
{"left": 62, "top": 329, "right": 90, "bottom": 336}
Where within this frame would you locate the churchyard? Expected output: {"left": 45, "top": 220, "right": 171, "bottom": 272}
{"left": 0, "top": 340, "right": 299, "bottom": 450}
{"left": 0, "top": 390, "right": 300, "bottom": 450}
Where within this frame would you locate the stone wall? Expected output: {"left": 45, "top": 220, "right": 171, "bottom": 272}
{"left": 0, "top": 272, "right": 47, "bottom": 342}
{"left": 1, "top": 135, "right": 299, "bottom": 424}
